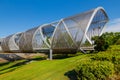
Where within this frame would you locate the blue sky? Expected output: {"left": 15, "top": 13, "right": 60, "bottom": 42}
{"left": 0, "top": 0, "right": 120, "bottom": 37}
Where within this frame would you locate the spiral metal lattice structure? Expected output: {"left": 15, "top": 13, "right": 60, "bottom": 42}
{"left": 0, "top": 7, "right": 109, "bottom": 54}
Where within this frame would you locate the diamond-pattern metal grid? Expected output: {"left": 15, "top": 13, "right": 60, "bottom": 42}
{"left": 0, "top": 7, "right": 109, "bottom": 53}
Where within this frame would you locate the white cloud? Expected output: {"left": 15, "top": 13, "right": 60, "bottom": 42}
{"left": 104, "top": 18, "right": 120, "bottom": 32}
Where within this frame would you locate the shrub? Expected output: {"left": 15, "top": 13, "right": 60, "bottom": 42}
{"left": 90, "top": 49, "right": 120, "bottom": 77}
{"left": 115, "top": 38, "right": 120, "bottom": 45}
{"left": 114, "top": 56, "right": 120, "bottom": 74}
{"left": 91, "top": 51, "right": 120, "bottom": 64}
{"left": 93, "top": 36, "right": 109, "bottom": 51}
{"left": 91, "top": 53, "right": 112, "bottom": 61}
{"left": 75, "top": 61, "right": 114, "bottom": 80}
{"left": 115, "top": 64, "right": 120, "bottom": 75}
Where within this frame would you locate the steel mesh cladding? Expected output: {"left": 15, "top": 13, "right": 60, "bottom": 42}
{"left": 1, "top": 33, "right": 22, "bottom": 52}
{"left": 0, "top": 7, "right": 109, "bottom": 53}
{"left": 0, "top": 39, "right": 2, "bottom": 52}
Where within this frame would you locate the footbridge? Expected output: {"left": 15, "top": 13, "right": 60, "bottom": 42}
{"left": 0, "top": 7, "right": 109, "bottom": 60}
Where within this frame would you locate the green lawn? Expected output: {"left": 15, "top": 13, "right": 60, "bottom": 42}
{"left": 0, "top": 45, "right": 119, "bottom": 80}
{"left": 0, "top": 54, "right": 89, "bottom": 80}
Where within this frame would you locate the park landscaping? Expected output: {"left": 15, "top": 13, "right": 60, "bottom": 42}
{"left": 0, "top": 32, "right": 120, "bottom": 80}
{"left": 0, "top": 45, "right": 119, "bottom": 80}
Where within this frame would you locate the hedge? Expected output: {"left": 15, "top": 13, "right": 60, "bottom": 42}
{"left": 75, "top": 61, "right": 114, "bottom": 80}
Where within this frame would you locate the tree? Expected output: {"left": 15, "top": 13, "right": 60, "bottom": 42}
{"left": 92, "top": 36, "right": 109, "bottom": 51}
{"left": 92, "top": 32, "right": 120, "bottom": 52}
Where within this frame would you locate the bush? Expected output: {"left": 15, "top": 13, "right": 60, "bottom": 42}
{"left": 90, "top": 48, "right": 120, "bottom": 77}
{"left": 114, "top": 56, "right": 120, "bottom": 74}
{"left": 92, "top": 36, "right": 109, "bottom": 51}
{"left": 75, "top": 61, "right": 114, "bottom": 80}
{"left": 115, "top": 64, "right": 120, "bottom": 74}
{"left": 91, "top": 52, "right": 113, "bottom": 61}
{"left": 91, "top": 51, "right": 120, "bottom": 64}
{"left": 115, "top": 39, "right": 120, "bottom": 45}
{"left": 107, "top": 45, "right": 120, "bottom": 51}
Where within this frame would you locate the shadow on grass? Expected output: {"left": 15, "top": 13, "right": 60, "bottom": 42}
{"left": 0, "top": 62, "right": 10, "bottom": 66}
{"left": 0, "top": 57, "right": 46, "bottom": 75}
{"left": 64, "top": 70, "right": 78, "bottom": 80}
{"left": 53, "top": 54, "right": 80, "bottom": 59}
{"left": 53, "top": 54, "right": 70, "bottom": 59}
{"left": 0, "top": 60, "right": 29, "bottom": 75}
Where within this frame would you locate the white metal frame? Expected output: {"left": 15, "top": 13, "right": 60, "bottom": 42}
{"left": 0, "top": 7, "right": 109, "bottom": 53}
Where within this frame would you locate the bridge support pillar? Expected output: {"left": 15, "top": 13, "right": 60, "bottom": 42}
{"left": 49, "top": 49, "right": 53, "bottom": 60}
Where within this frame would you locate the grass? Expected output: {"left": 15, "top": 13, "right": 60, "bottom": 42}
{"left": 0, "top": 53, "right": 89, "bottom": 80}
{"left": 0, "top": 45, "right": 119, "bottom": 80}
{"left": 0, "top": 60, "right": 29, "bottom": 75}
